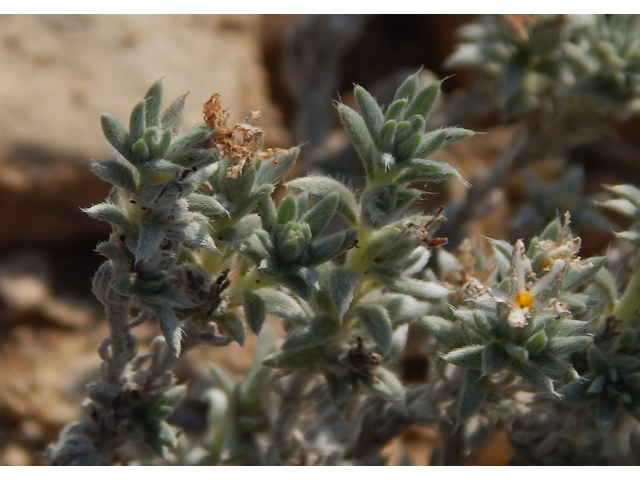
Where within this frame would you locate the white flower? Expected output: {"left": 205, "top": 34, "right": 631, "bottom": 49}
{"left": 474, "top": 239, "right": 568, "bottom": 328}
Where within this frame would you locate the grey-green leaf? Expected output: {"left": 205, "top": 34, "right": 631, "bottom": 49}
{"left": 242, "top": 290, "right": 266, "bottom": 335}
{"left": 287, "top": 176, "right": 359, "bottom": 225}
{"left": 328, "top": 268, "right": 359, "bottom": 319}
{"left": 357, "top": 304, "right": 393, "bottom": 354}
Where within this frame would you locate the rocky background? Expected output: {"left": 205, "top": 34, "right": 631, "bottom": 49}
{"left": 1, "top": 14, "right": 639, "bottom": 466}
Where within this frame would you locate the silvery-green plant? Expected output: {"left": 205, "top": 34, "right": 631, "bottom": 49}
{"left": 46, "top": 73, "right": 477, "bottom": 465}
{"left": 447, "top": 14, "right": 640, "bottom": 118}
{"left": 46, "top": 60, "right": 640, "bottom": 465}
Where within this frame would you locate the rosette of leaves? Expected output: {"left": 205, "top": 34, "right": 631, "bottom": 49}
{"left": 421, "top": 217, "right": 603, "bottom": 422}
{"left": 447, "top": 14, "right": 640, "bottom": 118}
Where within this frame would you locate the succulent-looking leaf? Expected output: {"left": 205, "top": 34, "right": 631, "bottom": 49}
{"left": 442, "top": 345, "right": 484, "bottom": 368}
{"left": 277, "top": 195, "right": 298, "bottom": 224}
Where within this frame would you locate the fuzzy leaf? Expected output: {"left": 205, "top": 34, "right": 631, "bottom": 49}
{"left": 364, "top": 366, "right": 405, "bottom": 402}
{"left": 303, "top": 193, "right": 339, "bottom": 238}
{"left": 418, "top": 315, "right": 455, "bottom": 344}
{"left": 129, "top": 101, "right": 146, "bottom": 141}
{"left": 215, "top": 311, "right": 246, "bottom": 346}
{"left": 259, "top": 195, "right": 278, "bottom": 233}
{"left": 263, "top": 348, "right": 320, "bottom": 369}
{"left": 355, "top": 85, "right": 385, "bottom": 140}
{"left": 277, "top": 195, "right": 298, "bottom": 224}
{"left": 442, "top": 345, "right": 484, "bottom": 368}
{"left": 254, "top": 288, "right": 308, "bottom": 324}
{"left": 328, "top": 268, "right": 359, "bottom": 319}
{"left": 393, "top": 73, "right": 419, "bottom": 103}
{"left": 395, "top": 158, "right": 465, "bottom": 185}
{"left": 511, "top": 361, "right": 554, "bottom": 393}
{"left": 548, "top": 336, "right": 593, "bottom": 356}
{"left": 100, "top": 113, "right": 130, "bottom": 157}
{"left": 135, "top": 219, "right": 165, "bottom": 262}
{"left": 308, "top": 229, "right": 358, "bottom": 266}
{"left": 357, "top": 304, "right": 393, "bottom": 355}
{"left": 255, "top": 148, "right": 299, "bottom": 186}
{"left": 482, "top": 341, "right": 510, "bottom": 376}
{"left": 389, "top": 324, "right": 409, "bottom": 360}
{"left": 96, "top": 241, "right": 131, "bottom": 268}
{"left": 337, "top": 103, "right": 377, "bottom": 179}
{"left": 390, "top": 277, "right": 450, "bottom": 300}
{"left": 287, "top": 176, "right": 359, "bottom": 225}
{"left": 152, "top": 305, "right": 182, "bottom": 356}
{"left": 186, "top": 193, "right": 230, "bottom": 217}
{"left": 458, "top": 369, "right": 489, "bottom": 423}
{"left": 161, "top": 92, "right": 188, "bottom": 131}
{"left": 144, "top": 80, "right": 164, "bottom": 128}
{"left": 385, "top": 98, "right": 408, "bottom": 121}
{"left": 242, "top": 290, "right": 266, "bottom": 335}
{"left": 84, "top": 203, "right": 130, "bottom": 231}
{"left": 405, "top": 82, "right": 440, "bottom": 119}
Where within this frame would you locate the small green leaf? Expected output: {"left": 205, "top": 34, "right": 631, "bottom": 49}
{"left": 405, "top": 82, "right": 440, "bottom": 120}
{"left": 84, "top": 203, "right": 130, "bottom": 231}
{"left": 277, "top": 195, "right": 298, "bottom": 224}
{"left": 390, "top": 277, "right": 450, "bottom": 300}
{"left": 215, "top": 311, "right": 246, "bottom": 346}
{"left": 151, "top": 305, "right": 182, "bottom": 356}
{"left": 100, "top": 113, "right": 130, "bottom": 157}
{"left": 144, "top": 79, "right": 164, "bottom": 128}
{"left": 136, "top": 219, "right": 165, "bottom": 262}
{"left": 186, "top": 193, "right": 230, "bottom": 217}
{"left": 458, "top": 369, "right": 489, "bottom": 423}
{"left": 242, "top": 290, "right": 266, "bottom": 335}
{"left": 337, "top": 103, "right": 377, "bottom": 179}
{"left": 308, "top": 229, "right": 359, "bottom": 266}
{"left": 354, "top": 85, "right": 385, "bottom": 140}
{"left": 129, "top": 101, "right": 146, "bottom": 141}
{"left": 548, "top": 336, "right": 593, "bottom": 356}
{"left": 253, "top": 288, "right": 307, "bottom": 324}
{"left": 328, "top": 268, "right": 359, "bottom": 319}
{"left": 259, "top": 195, "right": 278, "bottom": 233}
{"left": 392, "top": 73, "right": 419, "bottom": 103}
{"left": 363, "top": 366, "right": 405, "bottom": 402}
{"left": 263, "top": 348, "right": 320, "bottom": 369}
{"left": 357, "top": 304, "right": 393, "bottom": 354}
{"left": 161, "top": 92, "right": 188, "bottom": 131}
{"left": 482, "top": 341, "right": 510, "bottom": 375}
{"left": 287, "top": 176, "right": 359, "bottom": 225}
{"left": 302, "top": 193, "right": 339, "bottom": 238}
{"left": 442, "top": 345, "right": 485, "bottom": 368}
{"left": 418, "top": 315, "right": 455, "bottom": 344}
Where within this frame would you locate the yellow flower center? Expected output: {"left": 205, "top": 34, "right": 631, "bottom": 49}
{"left": 515, "top": 292, "right": 533, "bottom": 308}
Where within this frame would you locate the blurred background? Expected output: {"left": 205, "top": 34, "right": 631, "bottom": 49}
{"left": 1, "top": 14, "right": 640, "bottom": 466}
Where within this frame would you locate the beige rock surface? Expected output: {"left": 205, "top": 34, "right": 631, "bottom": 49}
{"left": 0, "top": 14, "right": 285, "bottom": 247}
